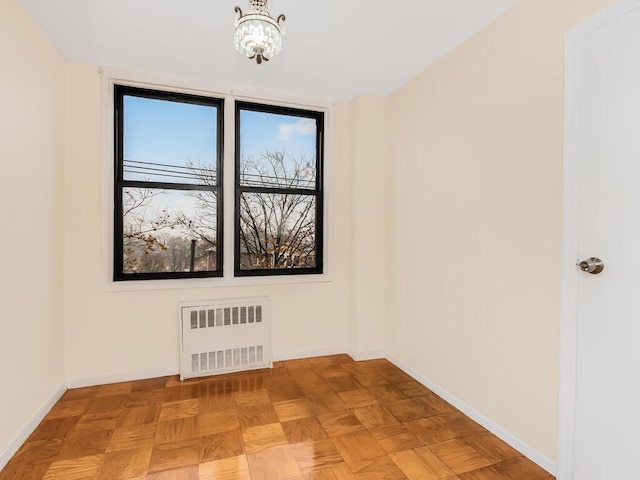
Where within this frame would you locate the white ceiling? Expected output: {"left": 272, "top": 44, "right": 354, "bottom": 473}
{"left": 18, "top": 0, "right": 520, "bottom": 102}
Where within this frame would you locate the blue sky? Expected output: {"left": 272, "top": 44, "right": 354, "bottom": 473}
{"left": 123, "top": 96, "right": 317, "bottom": 184}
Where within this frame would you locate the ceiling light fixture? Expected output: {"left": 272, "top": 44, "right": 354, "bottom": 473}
{"left": 234, "top": 0, "right": 286, "bottom": 65}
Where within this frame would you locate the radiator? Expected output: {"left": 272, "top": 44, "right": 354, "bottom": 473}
{"left": 178, "top": 297, "right": 272, "bottom": 380}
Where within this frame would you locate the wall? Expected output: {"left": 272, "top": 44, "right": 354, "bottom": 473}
{"left": 62, "top": 65, "right": 352, "bottom": 382}
{"left": 347, "top": 96, "right": 389, "bottom": 358}
{"left": 387, "top": 0, "right": 617, "bottom": 465}
{"left": 0, "top": 0, "right": 66, "bottom": 460}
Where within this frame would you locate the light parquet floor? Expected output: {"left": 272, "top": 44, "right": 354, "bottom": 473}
{"left": 0, "top": 355, "right": 555, "bottom": 479}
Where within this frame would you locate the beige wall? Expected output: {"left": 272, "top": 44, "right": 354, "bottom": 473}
{"left": 62, "top": 65, "right": 352, "bottom": 382}
{"left": 0, "top": 0, "right": 65, "bottom": 454}
{"left": 387, "top": 0, "right": 617, "bottom": 463}
{"left": 347, "top": 96, "right": 389, "bottom": 357}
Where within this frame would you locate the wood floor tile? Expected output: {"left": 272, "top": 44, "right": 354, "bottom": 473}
{"left": 117, "top": 404, "right": 161, "bottom": 427}
{"left": 457, "top": 465, "right": 509, "bottom": 480}
{"left": 60, "top": 386, "right": 101, "bottom": 402}
{"left": 282, "top": 417, "right": 329, "bottom": 443}
{"left": 352, "top": 373, "right": 390, "bottom": 388}
{"left": 324, "top": 374, "right": 362, "bottom": 392}
{"left": 95, "top": 382, "right": 133, "bottom": 398}
{"left": 148, "top": 439, "right": 199, "bottom": 473}
{"left": 130, "top": 377, "right": 168, "bottom": 392}
{"left": 200, "top": 429, "right": 245, "bottom": 462}
{"left": 306, "top": 393, "right": 349, "bottom": 415}
{"left": 237, "top": 403, "right": 279, "bottom": 429}
{"left": 11, "top": 438, "right": 63, "bottom": 465}
{"left": 337, "top": 389, "right": 379, "bottom": 409}
{"left": 199, "top": 410, "right": 240, "bottom": 436}
{"left": 146, "top": 465, "right": 198, "bottom": 480}
{"left": 76, "top": 411, "right": 121, "bottom": 430}
{"left": 2, "top": 356, "right": 554, "bottom": 480}
{"left": 58, "top": 426, "right": 112, "bottom": 460}
{"left": 369, "top": 424, "right": 423, "bottom": 454}
{"left": 495, "top": 457, "right": 552, "bottom": 479}
{"left": 390, "top": 447, "right": 454, "bottom": 480}
{"left": 163, "top": 385, "right": 200, "bottom": 402}
{"left": 385, "top": 399, "right": 432, "bottom": 422}
{"left": 155, "top": 417, "right": 199, "bottom": 444}
{"left": 273, "top": 399, "right": 315, "bottom": 422}
{"left": 462, "top": 433, "right": 521, "bottom": 464}
{"left": 395, "top": 381, "right": 433, "bottom": 398}
{"left": 242, "top": 423, "right": 288, "bottom": 454}
{"left": 428, "top": 439, "right": 493, "bottom": 474}
{"left": 332, "top": 431, "right": 386, "bottom": 465}
{"left": 368, "top": 385, "right": 408, "bottom": 404}
{"left": 42, "top": 454, "right": 103, "bottom": 480}
{"left": 28, "top": 416, "right": 79, "bottom": 442}
{"left": 125, "top": 390, "right": 165, "bottom": 408}
{"left": 349, "top": 456, "right": 408, "bottom": 480}
{"left": 107, "top": 424, "right": 157, "bottom": 452}
{"left": 234, "top": 389, "right": 271, "bottom": 407}
{"left": 378, "top": 368, "right": 414, "bottom": 385}
{"left": 198, "top": 390, "right": 236, "bottom": 413}
{"left": 405, "top": 417, "right": 458, "bottom": 446}
{"left": 290, "top": 439, "right": 345, "bottom": 473}
{"left": 437, "top": 412, "right": 485, "bottom": 438}
{"left": 0, "top": 461, "right": 49, "bottom": 480}
{"left": 247, "top": 446, "right": 302, "bottom": 480}
{"left": 199, "top": 455, "right": 251, "bottom": 480}
{"left": 159, "top": 399, "right": 199, "bottom": 421}
{"left": 98, "top": 446, "right": 152, "bottom": 479}
{"left": 318, "top": 411, "right": 365, "bottom": 437}
{"left": 85, "top": 395, "right": 128, "bottom": 415}
{"left": 352, "top": 404, "right": 400, "bottom": 430}
{"left": 414, "top": 394, "right": 457, "bottom": 416}
{"left": 47, "top": 399, "right": 90, "bottom": 419}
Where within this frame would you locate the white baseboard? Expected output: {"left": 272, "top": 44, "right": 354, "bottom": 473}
{"left": 273, "top": 347, "right": 348, "bottom": 362}
{"left": 66, "top": 366, "right": 179, "bottom": 389}
{"left": 348, "top": 349, "right": 386, "bottom": 361}
{"left": 386, "top": 354, "right": 557, "bottom": 476}
{"left": 0, "top": 383, "right": 67, "bottom": 471}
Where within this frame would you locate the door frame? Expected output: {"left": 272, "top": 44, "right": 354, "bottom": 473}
{"left": 559, "top": 1, "right": 640, "bottom": 478}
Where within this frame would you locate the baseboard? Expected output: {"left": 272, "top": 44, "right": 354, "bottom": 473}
{"left": 385, "top": 354, "right": 557, "bottom": 476}
{"left": 66, "top": 367, "right": 179, "bottom": 389}
{"left": 348, "top": 349, "right": 386, "bottom": 361}
{"left": 273, "top": 347, "right": 348, "bottom": 362}
{"left": 0, "top": 383, "right": 67, "bottom": 471}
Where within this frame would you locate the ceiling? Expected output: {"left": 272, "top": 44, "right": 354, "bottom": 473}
{"left": 18, "top": 0, "right": 520, "bottom": 102}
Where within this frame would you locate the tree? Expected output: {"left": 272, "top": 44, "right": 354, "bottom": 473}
{"left": 238, "top": 150, "right": 317, "bottom": 270}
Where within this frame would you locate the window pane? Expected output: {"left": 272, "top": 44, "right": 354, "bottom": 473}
{"left": 122, "top": 187, "right": 218, "bottom": 274}
{"left": 239, "top": 192, "right": 316, "bottom": 270}
{"left": 239, "top": 110, "right": 316, "bottom": 189}
{"left": 123, "top": 96, "right": 218, "bottom": 185}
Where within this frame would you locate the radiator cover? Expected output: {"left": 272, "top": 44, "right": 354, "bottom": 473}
{"left": 178, "top": 297, "right": 272, "bottom": 380}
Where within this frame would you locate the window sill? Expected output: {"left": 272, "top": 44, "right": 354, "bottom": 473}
{"left": 102, "top": 271, "right": 333, "bottom": 292}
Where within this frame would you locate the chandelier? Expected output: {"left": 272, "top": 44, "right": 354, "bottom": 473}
{"left": 234, "top": 0, "right": 286, "bottom": 65}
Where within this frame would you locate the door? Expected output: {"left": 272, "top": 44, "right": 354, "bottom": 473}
{"left": 562, "top": 1, "right": 640, "bottom": 478}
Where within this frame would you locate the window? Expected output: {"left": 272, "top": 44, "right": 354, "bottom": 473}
{"left": 113, "top": 86, "right": 223, "bottom": 281}
{"left": 235, "top": 102, "right": 324, "bottom": 276}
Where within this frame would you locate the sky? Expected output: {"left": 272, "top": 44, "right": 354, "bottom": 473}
{"left": 123, "top": 95, "right": 317, "bottom": 185}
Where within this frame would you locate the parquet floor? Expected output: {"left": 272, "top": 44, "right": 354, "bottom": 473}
{"left": 0, "top": 355, "right": 554, "bottom": 479}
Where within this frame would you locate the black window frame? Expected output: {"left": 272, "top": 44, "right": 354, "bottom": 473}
{"left": 113, "top": 85, "right": 224, "bottom": 281}
{"left": 234, "top": 101, "right": 324, "bottom": 277}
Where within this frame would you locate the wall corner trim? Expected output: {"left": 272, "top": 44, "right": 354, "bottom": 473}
{"left": 0, "top": 383, "right": 67, "bottom": 471}
{"left": 385, "top": 354, "right": 557, "bottom": 476}
{"left": 348, "top": 349, "right": 386, "bottom": 362}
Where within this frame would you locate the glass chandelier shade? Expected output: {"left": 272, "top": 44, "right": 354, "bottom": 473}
{"left": 234, "top": 0, "right": 286, "bottom": 65}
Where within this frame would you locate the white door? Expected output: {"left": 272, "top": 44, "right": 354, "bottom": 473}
{"left": 562, "top": 1, "right": 640, "bottom": 479}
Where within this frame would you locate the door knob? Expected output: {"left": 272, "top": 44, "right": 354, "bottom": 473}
{"left": 578, "top": 257, "right": 604, "bottom": 274}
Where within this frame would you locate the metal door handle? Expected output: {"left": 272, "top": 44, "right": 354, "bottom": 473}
{"left": 578, "top": 257, "right": 604, "bottom": 274}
